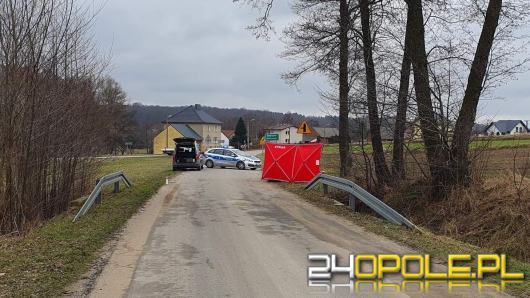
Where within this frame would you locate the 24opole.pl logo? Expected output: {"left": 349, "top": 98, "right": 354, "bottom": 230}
{"left": 308, "top": 253, "right": 525, "bottom": 294}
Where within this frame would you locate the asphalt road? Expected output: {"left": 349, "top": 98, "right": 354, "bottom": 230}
{"left": 90, "top": 165, "right": 509, "bottom": 298}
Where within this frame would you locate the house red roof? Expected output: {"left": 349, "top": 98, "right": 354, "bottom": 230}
{"left": 222, "top": 129, "right": 235, "bottom": 139}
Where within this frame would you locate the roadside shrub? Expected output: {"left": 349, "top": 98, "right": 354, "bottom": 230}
{"left": 438, "top": 175, "right": 530, "bottom": 261}
{"left": 385, "top": 175, "right": 530, "bottom": 262}
{"left": 0, "top": 1, "right": 107, "bottom": 234}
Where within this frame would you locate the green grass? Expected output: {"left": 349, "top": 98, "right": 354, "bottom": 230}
{"left": 470, "top": 138, "right": 530, "bottom": 149}
{"left": 0, "top": 156, "right": 173, "bottom": 297}
{"left": 323, "top": 137, "right": 530, "bottom": 154}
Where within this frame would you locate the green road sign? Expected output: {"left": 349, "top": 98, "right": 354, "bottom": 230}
{"left": 265, "top": 133, "right": 279, "bottom": 141}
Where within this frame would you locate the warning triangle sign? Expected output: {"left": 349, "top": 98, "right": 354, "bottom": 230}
{"left": 297, "top": 121, "right": 313, "bottom": 134}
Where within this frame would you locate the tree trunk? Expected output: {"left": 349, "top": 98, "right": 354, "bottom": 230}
{"left": 450, "top": 0, "right": 502, "bottom": 184}
{"left": 338, "top": 0, "right": 352, "bottom": 177}
{"left": 406, "top": 0, "right": 450, "bottom": 195}
{"left": 391, "top": 7, "right": 413, "bottom": 179}
{"left": 359, "top": 0, "right": 390, "bottom": 186}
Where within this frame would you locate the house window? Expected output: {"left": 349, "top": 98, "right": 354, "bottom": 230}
{"left": 213, "top": 137, "right": 218, "bottom": 144}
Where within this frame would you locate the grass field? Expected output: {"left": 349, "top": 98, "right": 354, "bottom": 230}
{"left": 323, "top": 137, "right": 530, "bottom": 154}
{"left": 0, "top": 156, "right": 173, "bottom": 297}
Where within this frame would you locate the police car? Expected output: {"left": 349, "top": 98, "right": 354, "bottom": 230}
{"left": 203, "top": 148, "right": 261, "bottom": 170}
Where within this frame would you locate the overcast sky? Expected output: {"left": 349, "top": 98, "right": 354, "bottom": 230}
{"left": 92, "top": 0, "right": 530, "bottom": 121}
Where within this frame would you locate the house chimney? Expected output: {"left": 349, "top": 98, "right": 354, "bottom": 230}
{"left": 194, "top": 104, "right": 201, "bottom": 109}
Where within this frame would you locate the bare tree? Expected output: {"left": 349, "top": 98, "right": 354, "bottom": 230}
{"left": 390, "top": 5, "right": 412, "bottom": 178}
{"left": 239, "top": 0, "right": 528, "bottom": 195}
{"left": 238, "top": 0, "right": 354, "bottom": 177}
{"left": 450, "top": 0, "right": 504, "bottom": 184}
{"left": 358, "top": 0, "right": 392, "bottom": 185}
{"left": 0, "top": 0, "right": 112, "bottom": 233}
{"left": 95, "top": 77, "right": 136, "bottom": 155}
{"left": 404, "top": 0, "right": 528, "bottom": 195}
{"left": 338, "top": 0, "right": 353, "bottom": 176}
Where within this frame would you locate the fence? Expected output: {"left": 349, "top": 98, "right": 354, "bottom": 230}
{"left": 73, "top": 171, "right": 132, "bottom": 222}
{"left": 305, "top": 173, "right": 416, "bottom": 229}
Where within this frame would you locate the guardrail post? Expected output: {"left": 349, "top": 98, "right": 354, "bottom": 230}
{"left": 95, "top": 178, "right": 102, "bottom": 204}
{"left": 349, "top": 194, "right": 357, "bottom": 212}
{"left": 304, "top": 174, "right": 416, "bottom": 228}
{"left": 323, "top": 184, "right": 328, "bottom": 195}
{"left": 73, "top": 171, "right": 132, "bottom": 222}
{"left": 114, "top": 181, "right": 120, "bottom": 193}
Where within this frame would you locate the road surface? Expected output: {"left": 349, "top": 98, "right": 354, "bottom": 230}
{"left": 89, "top": 166, "right": 509, "bottom": 298}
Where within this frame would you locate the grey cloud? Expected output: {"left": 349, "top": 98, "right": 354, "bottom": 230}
{"left": 93, "top": 0, "right": 324, "bottom": 115}
{"left": 92, "top": 0, "right": 530, "bottom": 119}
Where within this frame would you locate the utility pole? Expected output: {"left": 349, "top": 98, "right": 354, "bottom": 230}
{"left": 166, "top": 114, "right": 171, "bottom": 149}
{"left": 247, "top": 118, "right": 255, "bottom": 150}
{"left": 145, "top": 125, "right": 148, "bottom": 154}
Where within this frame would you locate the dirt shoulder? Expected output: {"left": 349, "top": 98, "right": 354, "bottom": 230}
{"left": 64, "top": 176, "right": 181, "bottom": 298}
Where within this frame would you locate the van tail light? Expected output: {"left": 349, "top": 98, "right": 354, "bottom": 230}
{"left": 173, "top": 153, "right": 176, "bottom": 162}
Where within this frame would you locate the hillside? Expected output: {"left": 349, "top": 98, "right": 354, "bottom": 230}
{"left": 128, "top": 103, "right": 339, "bottom": 131}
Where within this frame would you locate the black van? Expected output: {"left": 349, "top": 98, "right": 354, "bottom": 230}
{"left": 172, "top": 138, "right": 202, "bottom": 171}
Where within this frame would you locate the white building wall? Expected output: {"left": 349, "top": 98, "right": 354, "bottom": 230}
{"left": 288, "top": 127, "right": 303, "bottom": 143}
{"left": 486, "top": 125, "right": 500, "bottom": 136}
{"left": 220, "top": 133, "right": 229, "bottom": 147}
{"left": 511, "top": 123, "right": 528, "bottom": 134}
{"left": 267, "top": 126, "right": 303, "bottom": 144}
{"left": 280, "top": 128, "right": 291, "bottom": 143}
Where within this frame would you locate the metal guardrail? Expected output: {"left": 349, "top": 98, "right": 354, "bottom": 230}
{"left": 73, "top": 171, "right": 132, "bottom": 222}
{"left": 305, "top": 173, "right": 416, "bottom": 229}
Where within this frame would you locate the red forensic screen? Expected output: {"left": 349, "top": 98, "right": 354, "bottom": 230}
{"left": 262, "top": 142, "right": 323, "bottom": 183}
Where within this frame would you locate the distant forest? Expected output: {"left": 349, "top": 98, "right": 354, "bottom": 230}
{"left": 128, "top": 103, "right": 339, "bottom": 131}
{"left": 127, "top": 103, "right": 340, "bottom": 150}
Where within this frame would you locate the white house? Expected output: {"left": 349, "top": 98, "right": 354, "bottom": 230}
{"left": 485, "top": 120, "right": 529, "bottom": 136}
{"left": 264, "top": 124, "right": 303, "bottom": 144}
{"left": 219, "top": 132, "right": 229, "bottom": 147}
{"left": 313, "top": 127, "right": 339, "bottom": 143}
